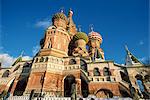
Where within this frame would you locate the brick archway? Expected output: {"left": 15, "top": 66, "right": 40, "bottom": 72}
{"left": 95, "top": 88, "right": 113, "bottom": 98}
{"left": 64, "top": 74, "right": 76, "bottom": 97}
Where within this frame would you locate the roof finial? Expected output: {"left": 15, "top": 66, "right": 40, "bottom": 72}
{"left": 78, "top": 25, "right": 81, "bottom": 32}
{"left": 68, "top": 8, "right": 73, "bottom": 17}
{"left": 125, "top": 45, "right": 129, "bottom": 51}
{"left": 69, "top": 8, "right": 73, "bottom": 14}
{"left": 60, "top": 7, "right": 64, "bottom": 13}
{"left": 20, "top": 51, "right": 24, "bottom": 57}
{"left": 89, "top": 24, "right": 94, "bottom": 32}
{"left": 69, "top": 8, "right": 72, "bottom": 11}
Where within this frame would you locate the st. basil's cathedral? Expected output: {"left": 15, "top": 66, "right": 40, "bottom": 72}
{"left": 0, "top": 9, "right": 149, "bottom": 100}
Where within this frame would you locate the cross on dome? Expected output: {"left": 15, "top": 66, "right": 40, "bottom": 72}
{"left": 60, "top": 7, "right": 64, "bottom": 13}
{"left": 89, "top": 24, "right": 94, "bottom": 32}
{"left": 78, "top": 25, "right": 82, "bottom": 32}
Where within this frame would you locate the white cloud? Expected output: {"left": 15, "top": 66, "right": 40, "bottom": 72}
{"left": 35, "top": 18, "right": 51, "bottom": 28}
{"left": 0, "top": 53, "right": 33, "bottom": 68}
{"left": 0, "top": 53, "right": 15, "bottom": 68}
{"left": 32, "top": 45, "right": 40, "bottom": 56}
{"left": 139, "top": 40, "right": 144, "bottom": 45}
{"left": 22, "top": 56, "right": 32, "bottom": 61}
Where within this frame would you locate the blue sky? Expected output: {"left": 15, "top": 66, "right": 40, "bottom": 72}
{"left": 0, "top": 0, "right": 149, "bottom": 66}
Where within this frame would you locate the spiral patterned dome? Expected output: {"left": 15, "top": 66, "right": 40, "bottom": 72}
{"left": 52, "top": 12, "right": 68, "bottom": 23}
{"left": 88, "top": 31, "right": 102, "bottom": 42}
{"left": 73, "top": 32, "right": 89, "bottom": 43}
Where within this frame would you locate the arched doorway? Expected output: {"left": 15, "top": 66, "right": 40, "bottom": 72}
{"left": 93, "top": 68, "right": 100, "bottom": 76}
{"left": 95, "top": 88, "right": 113, "bottom": 98}
{"left": 81, "top": 76, "right": 89, "bottom": 98}
{"left": 64, "top": 75, "right": 76, "bottom": 97}
{"left": 13, "top": 63, "right": 31, "bottom": 96}
{"left": 13, "top": 77, "right": 28, "bottom": 96}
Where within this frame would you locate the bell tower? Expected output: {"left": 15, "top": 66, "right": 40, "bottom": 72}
{"left": 39, "top": 10, "right": 71, "bottom": 57}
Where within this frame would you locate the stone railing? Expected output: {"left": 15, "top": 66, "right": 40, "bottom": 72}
{"left": 64, "top": 64, "right": 80, "bottom": 70}
{"left": 7, "top": 96, "right": 132, "bottom": 100}
{"left": 77, "top": 97, "right": 132, "bottom": 100}
{"left": 88, "top": 76, "right": 116, "bottom": 82}
{"left": 8, "top": 96, "right": 71, "bottom": 100}
{"left": 8, "top": 96, "right": 29, "bottom": 100}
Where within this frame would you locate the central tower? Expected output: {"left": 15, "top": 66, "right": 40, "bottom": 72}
{"left": 39, "top": 10, "right": 71, "bottom": 57}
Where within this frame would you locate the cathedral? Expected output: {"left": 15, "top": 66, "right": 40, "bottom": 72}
{"left": 0, "top": 9, "right": 149, "bottom": 99}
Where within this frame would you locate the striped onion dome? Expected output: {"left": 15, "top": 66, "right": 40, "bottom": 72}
{"left": 73, "top": 32, "right": 89, "bottom": 43}
{"left": 88, "top": 31, "right": 102, "bottom": 42}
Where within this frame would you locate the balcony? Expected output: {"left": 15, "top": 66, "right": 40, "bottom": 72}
{"left": 88, "top": 76, "right": 116, "bottom": 82}
{"left": 64, "top": 64, "right": 80, "bottom": 70}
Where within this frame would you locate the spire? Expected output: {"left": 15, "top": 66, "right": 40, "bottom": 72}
{"left": 12, "top": 51, "right": 24, "bottom": 66}
{"left": 89, "top": 24, "right": 94, "bottom": 32}
{"left": 68, "top": 8, "right": 73, "bottom": 17}
{"left": 78, "top": 25, "right": 81, "bottom": 32}
{"left": 125, "top": 45, "right": 143, "bottom": 66}
{"left": 21, "top": 51, "right": 24, "bottom": 57}
{"left": 60, "top": 7, "right": 64, "bottom": 13}
{"left": 68, "top": 8, "right": 75, "bottom": 25}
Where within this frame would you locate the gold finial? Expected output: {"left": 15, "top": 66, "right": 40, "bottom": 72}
{"left": 125, "top": 45, "right": 129, "bottom": 51}
{"left": 78, "top": 25, "right": 81, "bottom": 32}
{"left": 89, "top": 24, "right": 94, "bottom": 32}
{"left": 69, "top": 8, "right": 72, "bottom": 11}
{"left": 68, "top": 8, "right": 73, "bottom": 17}
{"left": 20, "top": 51, "right": 24, "bottom": 57}
{"left": 60, "top": 7, "right": 64, "bottom": 13}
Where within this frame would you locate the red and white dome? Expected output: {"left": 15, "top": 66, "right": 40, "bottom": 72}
{"left": 88, "top": 31, "right": 102, "bottom": 42}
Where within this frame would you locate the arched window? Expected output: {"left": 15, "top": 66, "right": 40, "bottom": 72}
{"left": 103, "top": 67, "right": 111, "bottom": 76}
{"left": 40, "top": 57, "right": 44, "bottom": 62}
{"left": 93, "top": 68, "right": 100, "bottom": 76}
{"left": 2, "top": 70, "right": 10, "bottom": 77}
{"left": 35, "top": 58, "right": 38, "bottom": 63}
{"left": 120, "top": 71, "right": 130, "bottom": 83}
{"left": 45, "top": 57, "right": 48, "bottom": 62}
{"left": 69, "top": 59, "right": 76, "bottom": 65}
{"left": 144, "top": 75, "right": 150, "bottom": 82}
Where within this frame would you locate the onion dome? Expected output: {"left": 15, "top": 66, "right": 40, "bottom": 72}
{"left": 73, "top": 32, "right": 89, "bottom": 43}
{"left": 88, "top": 31, "right": 102, "bottom": 42}
{"left": 52, "top": 12, "right": 68, "bottom": 23}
